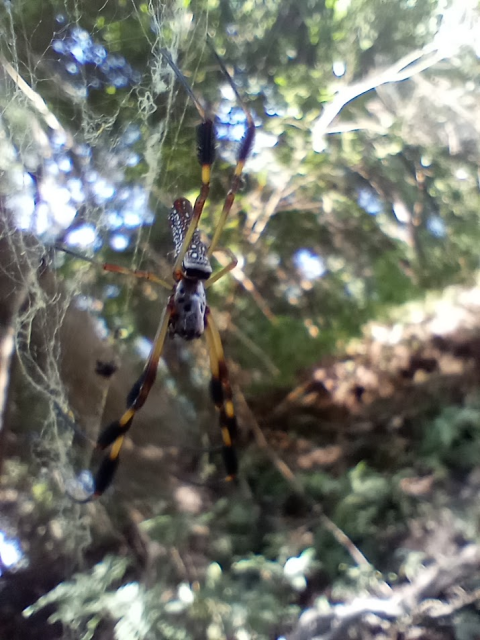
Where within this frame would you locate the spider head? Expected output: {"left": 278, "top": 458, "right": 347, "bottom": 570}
{"left": 170, "top": 277, "right": 207, "bottom": 341}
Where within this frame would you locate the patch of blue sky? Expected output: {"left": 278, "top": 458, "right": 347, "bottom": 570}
{"left": 0, "top": 531, "right": 22, "bottom": 574}
{"left": 9, "top": 192, "right": 35, "bottom": 230}
{"left": 93, "top": 316, "right": 109, "bottom": 340}
{"left": 52, "top": 26, "right": 139, "bottom": 91}
{"left": 122, "top": 125, "right": 142, "bottom": 146}
{"left": 333, "top": 60, "right": 346, "bottom": 77}
{"left": 111, "top": 233, "right": 129, "bottom": 251}
{"left": 134, "top": 336, "right": 153, "bottom": 360}
{"left": 52, "top": 201, "right": 77, "bottom": 229}
{"left": 65, "top": 61, "right": 80, "bottom": 75}
{"left": 71, "top": 26, "right": 90, "bottom": 43}
{"left": 85, "top": 169, "right": 98, "bottom": 183}
{"left": 75, "top": 143, "right": 92, "bottom": 159}
{"left": 294, "top": 249, "right": 326, "bottom": 280}
{"left": 226, "top": 24, "right": 239, "bottom": 37}
{"left": 106, "top": 211, "right": 124, "bottom": 229}
{"left": 104, "top": 284, "right": 121, "bottom": 299}
{"left": 108, "top": 54, "right": 126, "bottom": 69}
{"left": 31, "top": 202, "right": 52, "bottom": 236}
{"left": 73, "top": 296, "right": 105, "bottom": 316}
{"left": 216, "top": 93, "right": 250, "bottom": 142}
{"left": 51, "top": 129, "right": 68, "bottom": 150}
{"left": 122, "top": 211, "right": 143, "bottom": 228}
{"left": 218, "top": 103, "right": 247, "bottom": 126}
{"left": 65, "top": 224, "right": 96, "bottom": 248}
{"left": 74, "top": 85, "right": 88, "bottom": 99}
{"left": 455, "top": 167, "right": 469, "bottom": 180}
{"left": 70, "top": 43, "right": 88, "bottom": 64}
{"left": 67, "top": 177, "right": 85, "bottom": 203}
{"left": 12, "top": 169, "right": 34, "bottom": 191}
{"left": 220, "top": 84, "right": 236, "bottom": 103}
{"left": 223, "top": 122, "right": 247, "bottom": 143}
{"left": 215, "top": 122, "right": 247, "bottom": 146}
{"left": 74, "top": 295, "right": 95, "bottom": 312}
{"left": 41, "top": 180, "right": 71, "bottom": 208}
{"left": 263, "top": 86, "right": 286, "bottom": 117}
{"left": 125, "top": 185, "right": 149, "bottom": 214}
{"left": 392, "top": 200, "right": 409, "bottom": 223}
{"left": 255, "top": 130, "right": 278, "bottom": 150}
{"left": 110, "top": 72, "right": 129, "bottom": 89}
{"left": 357, "top": 188, "right": 382, "bottom": 215}
{"left": 92, "top": 178, "right": 115, "bottom": 203}
{"left": 66, "top": 37, "right": 107, "bottom": 66}
{"left": 265, "top": 103, "right": 285, "bottom": 117}
{"left": 215, "top": 123, "right": 229, "bottom": 140}
{"left": 52, "top": 40, "right": 68, "bottom": 55}
{"left": 99, "top": 59, "right": 112, "bottom": 74}
{"left": 125, "top": 152, "right": 140, "bottom": 167}
{"left": 116, "top": 187, "right": 130, "bottom": 203}
{"left": 142, "top": 209, "right": 155, "bottom": 225}
{"left": 66, "top": 470, "right": 95, "bottom": 501}
{"left": 88, "top": 44, "right": 107, "bottom": 65}
{"left": 44, "top": 158, "right": 60, "bottom": 177}
{"left": 427, "top": 215, "right": 446, "bottom": 238}
{"left": 58, "top": 155, "right": 73, "bottom": 173}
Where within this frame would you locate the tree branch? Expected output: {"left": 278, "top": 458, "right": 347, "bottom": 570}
{"left": 312, "top": 11, "right": 475, "bottom": 152}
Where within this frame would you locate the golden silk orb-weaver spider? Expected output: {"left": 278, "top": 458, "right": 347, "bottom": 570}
{"left": 65, "top": 47, "right": 255, "bottom": 500}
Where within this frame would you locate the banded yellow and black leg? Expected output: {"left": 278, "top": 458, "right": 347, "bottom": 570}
{"left": 206, "top": 47, "right": 255, "bottom": 260}
{"left": 172, "top": 120, "right": 216, "bottom": 278}
{"left": 92, "top": 301, "right": 174, "bottom": 496}
{"left": 204, "top": 308, "right": 238, "bottom": 480}
{"left": 159, "top": 48, "right": 217, "bottom": 280}
{"left": 207, "top": 123, "right": 255, "bottom": 260}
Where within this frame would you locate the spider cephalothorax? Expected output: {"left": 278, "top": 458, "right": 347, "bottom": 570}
{"left": 169, "top": 198, "right": 212, "bottom": 280}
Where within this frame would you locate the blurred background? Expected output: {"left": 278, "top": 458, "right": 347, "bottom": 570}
{"left": 1, "top": 0, "right": 480, "bottom": 638}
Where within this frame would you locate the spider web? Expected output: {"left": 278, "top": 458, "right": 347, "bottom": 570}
{"left": 0, "top": 0, "right": 213, "bottom": 554}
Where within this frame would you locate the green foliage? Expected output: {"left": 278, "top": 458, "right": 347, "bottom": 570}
{"left": 4, "top": 0, "right": 480, "bottom": 638}
{"left": 421, "top": 402, "right": 480, "bottom": 473}
{"left": 334, "top": 462, "right": 392, "bottom": 538}
{"left": 24, "top": 556, "right": 131, "bottom": 640}
{"left": 23, "top": 552, "right": 301, "bottom": 640}
{"left": 261, "top": 316, "right": 328, "bottom": 384}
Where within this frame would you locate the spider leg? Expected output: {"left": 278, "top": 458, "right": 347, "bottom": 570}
{"left": 55, "top": 244, "right": 172, "bottom": 289}
{"left": 204, "top": 248, "right": 238, "bottom": 288}
{"left": 204, "top": 308, "right": 238, "bottom": 480}
{"left": 92, "top": 299, "right": 174, "bottom": 497}
{"left": 159, "top": 50, "right": 216, "bottom": 279}
{"left": 172, "top": 118, "right": 215, "bottom": 278}
{"left": 160, "top": 46, "right": 254, "bottom": 276}
{"left": 207, "top": 119, "right": 255, "bottom": 259}
{"left": 101, "top": 263, "right": 172, "bottom": 289}
{"left": 206, "top": 49, "right": 255, "bottom": 259}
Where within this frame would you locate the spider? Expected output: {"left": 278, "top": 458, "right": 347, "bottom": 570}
{"left": 65, "top": 47, "right": 255, "bottom": 500}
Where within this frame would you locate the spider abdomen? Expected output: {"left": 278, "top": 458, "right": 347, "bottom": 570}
{"left": 170, "top": 278, "right": 207, "bottom": 340}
